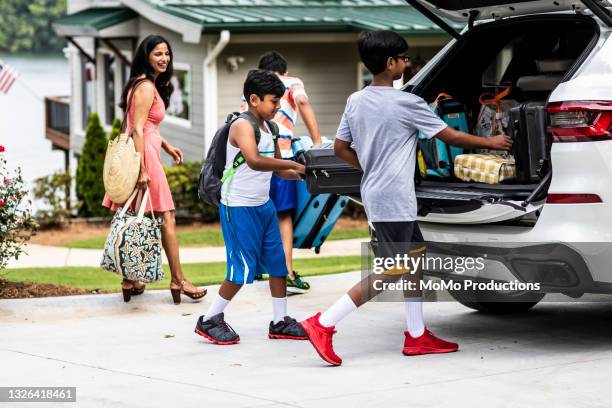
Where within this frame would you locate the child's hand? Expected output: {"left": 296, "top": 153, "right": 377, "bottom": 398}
{"left": 294, "top": 162, "right": 306, "bottom": 177}
{"left": 488, "top": 134, "right": 513, "bottom": 151}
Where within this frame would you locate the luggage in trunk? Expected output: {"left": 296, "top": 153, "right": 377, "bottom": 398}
{"left": 293, "top": 179, "right": 348, "bottom": 252}
{"left": 508, "top": 102, "right": 551, "bottom": 183}
{"left": 417, "top": 95, "right": 467, "bottom": 179}
{"left": 302, "top": 142, "right": 362, "bottom": 195}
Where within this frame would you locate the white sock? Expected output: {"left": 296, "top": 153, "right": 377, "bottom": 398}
{"left": 272, "top": 296, "right": 287, "bottom": 324}
{"left": 404, "top": 298, "right": 425, "bottom": 338}
{"left": 319, "top": 294, "right": 358, "bottom": 328}
{"left": 203, "top": 294, "right": 231, "bottom": 321}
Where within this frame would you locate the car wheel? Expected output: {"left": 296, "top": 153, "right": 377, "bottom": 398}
{"left": 448, "top": 287, "right": 545, "bottom": 314}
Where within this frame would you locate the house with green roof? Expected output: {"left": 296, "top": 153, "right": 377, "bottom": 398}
{"left": 48, "top": 0, "right": 459, "bottom": 161}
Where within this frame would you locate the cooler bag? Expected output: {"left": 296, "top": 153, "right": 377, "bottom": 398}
{"left": 418, "top": 94, "right": 467, "bottom": 178}
{"left": 454, "top": 153, "right": 516, "bottom": 184}
{"left": 299, "top": 140, "right": 362, "bottom": 195}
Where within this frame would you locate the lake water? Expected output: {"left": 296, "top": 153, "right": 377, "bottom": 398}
{"left": 0, "top": 53, "right": 71, "bottom": 186}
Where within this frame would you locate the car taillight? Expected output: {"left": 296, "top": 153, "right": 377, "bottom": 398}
{"left": 547, "top": 101, "right": 612, "bottom": 142}
{"left": 546, "top": 194, "right": 603, "bottom": 204}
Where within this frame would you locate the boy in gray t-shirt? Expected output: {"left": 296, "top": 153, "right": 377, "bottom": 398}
{"left": 301, "top": 30, "right": 512, "bottom": 366}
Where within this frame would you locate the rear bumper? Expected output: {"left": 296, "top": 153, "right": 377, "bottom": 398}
{"left": 422, "top": 241, "right": 612, "bottom": 294}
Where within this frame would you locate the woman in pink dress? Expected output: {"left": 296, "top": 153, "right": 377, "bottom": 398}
{"left": 103, "top": 35, "right": 206, "bottom": 304}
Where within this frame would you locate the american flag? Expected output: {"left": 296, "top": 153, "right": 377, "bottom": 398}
{"left": 0, "top": 62, "right": 19, "bottom": 94}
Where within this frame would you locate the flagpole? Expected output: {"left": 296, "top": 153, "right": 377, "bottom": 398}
{"left": 16, "top": 76, "right": 44, "bottom": 102}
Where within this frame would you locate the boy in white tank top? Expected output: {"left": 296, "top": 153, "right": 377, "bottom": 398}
{"left": 195, "top": 70, "right": 308, "bottom": 345}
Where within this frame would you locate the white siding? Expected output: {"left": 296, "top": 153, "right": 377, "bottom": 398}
{"left": 217, "top": 43, "right": 360, "bottom": 139}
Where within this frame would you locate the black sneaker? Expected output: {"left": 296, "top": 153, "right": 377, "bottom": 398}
{"left": 268, "top": 316, "right": 308, "bottom": 340}
{"left": 195, "top": 313, "right": 240, "bottom": 345}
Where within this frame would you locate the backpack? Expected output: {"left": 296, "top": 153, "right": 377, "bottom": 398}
{"left": 198, "top": 111, "right": 279, "bottom": 207}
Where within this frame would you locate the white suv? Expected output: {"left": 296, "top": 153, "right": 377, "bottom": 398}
{"left": 305, "top": 0, "right": 612, "bottom": 313}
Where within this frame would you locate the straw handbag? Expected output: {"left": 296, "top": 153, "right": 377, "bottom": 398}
{"left": 103, "top": 79, "right": 149, "bottom": 204}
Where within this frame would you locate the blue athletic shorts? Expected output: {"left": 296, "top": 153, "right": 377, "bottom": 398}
{"left": 219, "top": 200, "right": 288, "bottom": 284}
{"left": 269, "top": 173, "right": 297, "bottom": 212}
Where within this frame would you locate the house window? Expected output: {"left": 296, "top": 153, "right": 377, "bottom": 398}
{"left": 357, "top": 62, "right": 372, "bottom": 89}
{"left": 82, "top": 59, "right": 95, "bottom": 130}
{"left": 358, "top": 55, "right": 429, "bottom": 91}
{"left": 104, "top": 54, "right": 117, "bottom": 125}
{"left": 166, "top": 63, "right": 191, "bottom": 126}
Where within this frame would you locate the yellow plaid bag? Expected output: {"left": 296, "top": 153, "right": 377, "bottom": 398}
{"left": 454, "top": 153, "right": 516, "bottom": 184}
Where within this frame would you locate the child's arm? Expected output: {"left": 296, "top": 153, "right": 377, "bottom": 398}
{"left": 334, "top": 139, "right": 362, "bottom": 171}
{"left": 273, "top": 139, "right": 305, "bottom": 180}
{"left": 295, "top": 94, "right": 322, "bottom": 145}
{"left": 230, "top": 119, "right": 305, "bottom": 173}
{"left": 435, "top": 127, "right": 513, "bottom": 151}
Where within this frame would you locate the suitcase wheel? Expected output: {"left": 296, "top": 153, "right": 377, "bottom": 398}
{"left": 315, "top": 246, "right": 321, "bottom": 254}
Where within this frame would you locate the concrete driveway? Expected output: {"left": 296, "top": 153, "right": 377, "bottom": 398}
{"left": 1, "top": 271, "right": 612, "bottom": 407}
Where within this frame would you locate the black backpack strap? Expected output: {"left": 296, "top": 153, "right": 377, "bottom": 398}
{"left": 221, "top": 112, "right": 272, "bottom": 183}
{"left": 265, "top": 120, "right": 279, "bottom": 144}
{"left": 238, "top": 111, "right": 262, "bottom": 145}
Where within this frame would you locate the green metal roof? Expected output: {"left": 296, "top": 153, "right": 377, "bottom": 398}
{"left": 145, "top": 0, "right": 463, "bottom": 34}
{"left": 53, "top": 8, "right": 138, "bottom": 36}
{"left": 53, "top": 1, "right": 462, "bottom": 36}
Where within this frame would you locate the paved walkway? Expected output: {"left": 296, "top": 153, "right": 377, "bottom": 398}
{"left": 5, "top": 239, "right": 366, "bottom": 269}
{"left": 2, "top": 272, "right": 612, "bottom": 407}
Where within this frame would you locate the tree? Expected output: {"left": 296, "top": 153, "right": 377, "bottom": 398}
{"left": 0, "top": 0, "right": 67, "bottom": 53}
{"left": 0, "top": 145, "right": 37, "bottom": 270}
{"left": 76, "top": 113, "right": 108, "bottom": 217}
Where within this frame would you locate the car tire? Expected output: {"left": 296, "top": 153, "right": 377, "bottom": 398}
{"left": 448, "top": 288, "right": 545, "bottom": 314}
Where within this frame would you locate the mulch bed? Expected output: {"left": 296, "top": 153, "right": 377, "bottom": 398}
{"left": 0, "top": 279, "right": 102, "bottom": 299}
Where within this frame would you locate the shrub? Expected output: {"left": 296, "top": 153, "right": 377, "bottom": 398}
{"left": 32, "top": 171, "right": 72, "bottom": 228}
{"left": 76, "top": 113, "right": 108, "bottom": 217}
{"left": 109, "top": 117, "right": 121, "bottom": 141}
{"left": 0, "top": 145, "right": 37, "bottom": 270}
{"left": 164, "top": 160, "right": 218, "bottom": 221}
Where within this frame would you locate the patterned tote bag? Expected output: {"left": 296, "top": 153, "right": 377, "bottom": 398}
{"left": 100, "top": 189, "right": 164, "bottom": 283}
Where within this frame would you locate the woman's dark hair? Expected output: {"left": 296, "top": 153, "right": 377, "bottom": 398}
{"left": 243, "top": 69, "right": 285, "bottom": 105}
{"left": 358, "top": 30, "right": 409, "bottom": 75}
{"left": 119, "top": 35, "right": 174, "bottom": 110}
{"left": 257, "top": 51, "right": 288, "bottom": 74}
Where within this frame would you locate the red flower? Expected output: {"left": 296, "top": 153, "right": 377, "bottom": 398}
{"left": 0, "top": 199, "right": 4, "bottom": 207}
{"left": 0, "top": 145, "right": 4, "bottom": 152}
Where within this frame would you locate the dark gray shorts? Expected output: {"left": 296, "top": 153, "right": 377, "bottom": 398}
{"left": 371, "top": 221, "right": 426, "bottom": 259}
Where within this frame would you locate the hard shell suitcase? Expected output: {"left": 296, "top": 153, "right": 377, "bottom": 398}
{"left": 292, "top": 136, "right": 350, "bottom": 252}
{"left": 292, "top": 180, "right": 349, "bottom": 253}
{"left": 300, "top": 141, "right": 362, "bottom": 195}
{"left": 508, "top": 102, "right": 550, "bottom": 183}
{"left": 418, "top": 95, "right": 468, "bottom": 178}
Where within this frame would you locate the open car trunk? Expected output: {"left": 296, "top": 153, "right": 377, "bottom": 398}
{"left": 303, "top": 14, "right": 599, "bottom": 225}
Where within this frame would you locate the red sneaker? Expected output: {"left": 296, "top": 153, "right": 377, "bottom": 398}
{"left": 402, "top": 328, "right": 459, "bottom": 355}
{"left": 300, "top": 313, "right": 342, "bottom": 366}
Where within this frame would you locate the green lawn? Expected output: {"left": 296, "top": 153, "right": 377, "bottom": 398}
{"left": 1, "top": 256, "right": 362, "bottom": 292}
{"left": 65, "top": 227, "right": 369, "bottom": 249}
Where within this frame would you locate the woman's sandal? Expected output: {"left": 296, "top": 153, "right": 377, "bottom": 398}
{"left": 121, "top": 279, "right": 146, "bottom": 303}
{"left": 170, "top": 280, "right": 207, "bottom": 305}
